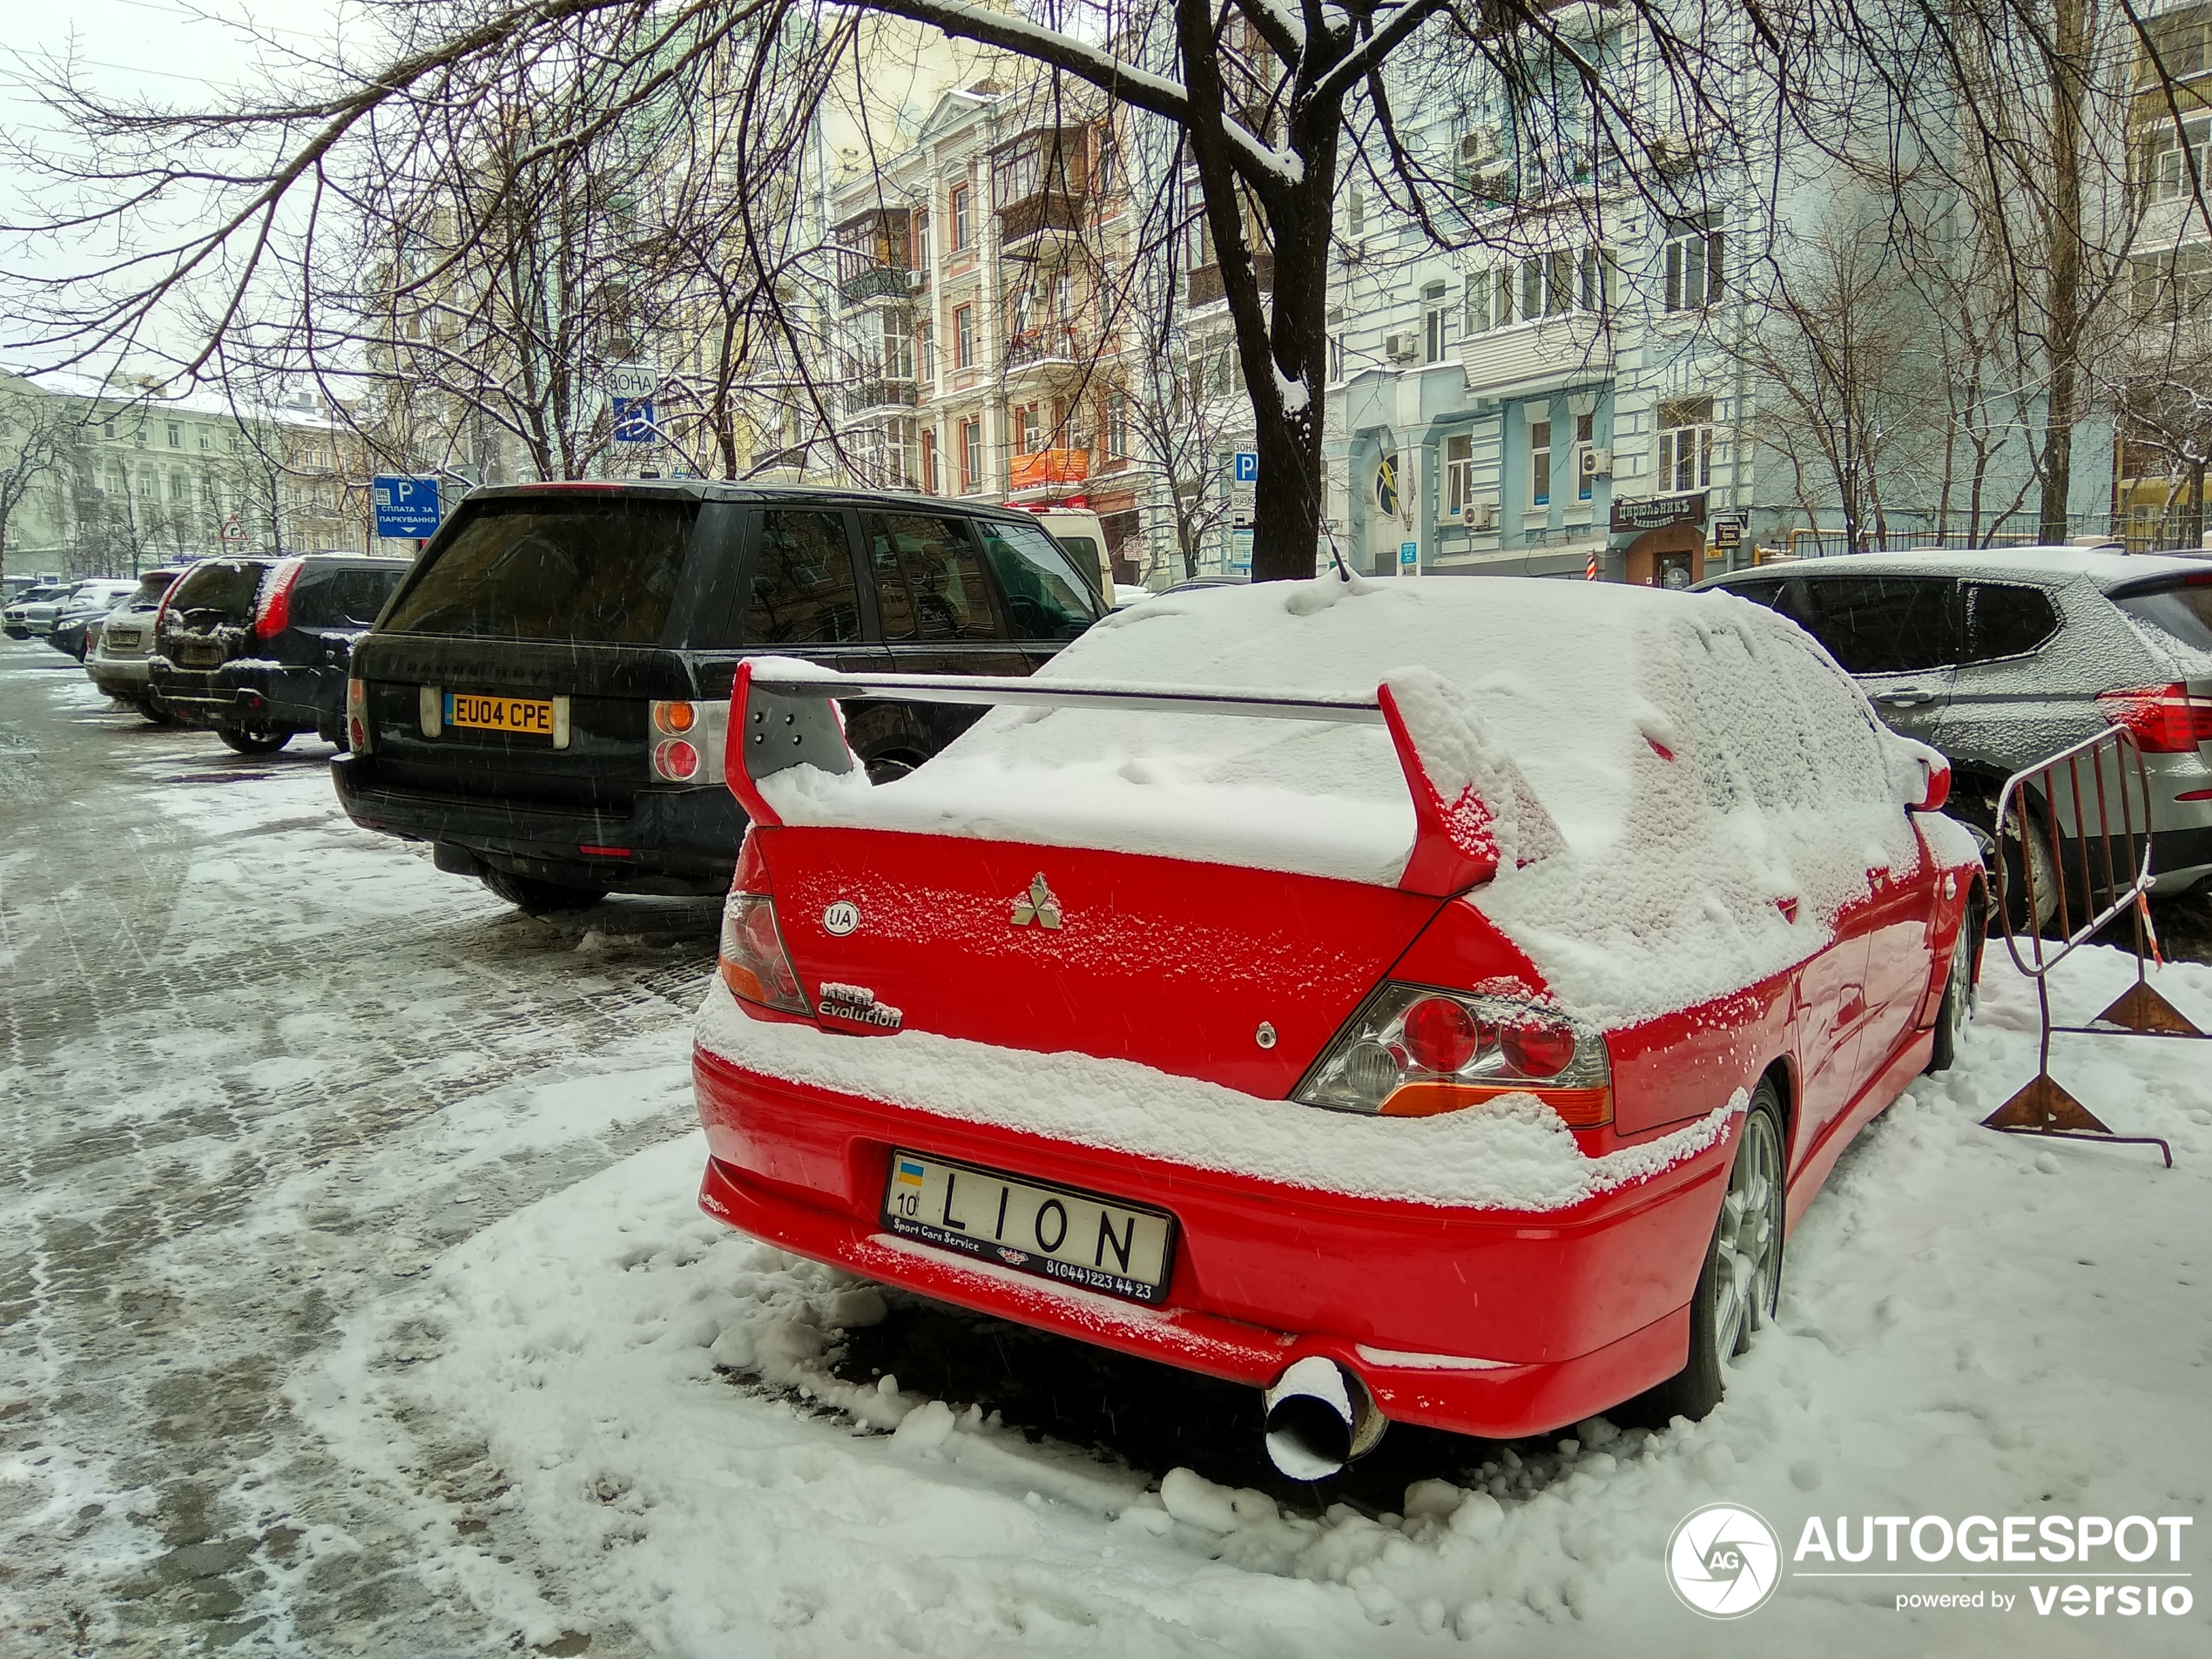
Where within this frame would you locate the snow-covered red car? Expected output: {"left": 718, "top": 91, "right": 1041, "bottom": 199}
{"left": 691, "top": 575, "right": 1984, "bottom": 1476}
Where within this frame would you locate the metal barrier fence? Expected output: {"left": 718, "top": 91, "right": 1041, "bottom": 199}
{"left": 1980, "top": 724, "right": 2202, "bottom": 1165}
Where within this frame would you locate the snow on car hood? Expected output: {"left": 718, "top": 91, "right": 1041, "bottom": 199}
{"left": 759, "top": 575, "right": 1929, "bottom": 1024}
{"left": 695, "top": 979, "right": 1736, "bottom": 1211}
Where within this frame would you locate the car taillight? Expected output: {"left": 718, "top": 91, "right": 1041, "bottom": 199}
{"left": 1294, "top": 983, "right": 1612, "bottom": 1126}
{"left": 253, "top": 558, "right": 307, "bottom": 640}
{"left": 718, "top": 889, "right": 809, "bottom": 1015}
{"left": 347, "top": 677, "right": 373, "bottom": 754}
{"left": 2099, "top": 684, "right": 2212, "bottom": 754}
{"left": 650, "top": 698, "right": 725, "bottom": 783}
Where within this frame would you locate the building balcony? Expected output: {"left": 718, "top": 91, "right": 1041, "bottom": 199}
{"left": 838, "top": 262, "right": 925, "bottom": 306}
{"left": 1458, "top": 311, "right": 1611, "bottom": 397}
{"left": 1009, "top": 448, "right": 1089, "bottom": 490}
{"left": 844, "top": 377, "right": 920, "bottom": 418}
{"left": 1187, "top": 254, "right": 1275, "bottom": 310}
{"left": 1002, "top": 323, "right": 1094, "bottom": 378}
{"left": 998, "top": 189, "right": 1087, "bottom": 248}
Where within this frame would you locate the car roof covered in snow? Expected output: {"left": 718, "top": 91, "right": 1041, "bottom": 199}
{"left": 1700, "top": 544, "right": 2211, "bottom": 594}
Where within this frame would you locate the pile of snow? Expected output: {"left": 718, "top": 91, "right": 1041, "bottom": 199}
{"left": 697, "top": 979, "right": 1737, "bottom": 1211}
{"left": 763, "top": 577, "right": 1931, "bottom": 1025}
{"left": 296, "top": 947, "right": 2212, "bottom": 1655}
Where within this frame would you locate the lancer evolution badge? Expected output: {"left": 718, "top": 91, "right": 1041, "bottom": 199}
{"left": 1009, "top": 873, "right": 1063, "bottom": 929}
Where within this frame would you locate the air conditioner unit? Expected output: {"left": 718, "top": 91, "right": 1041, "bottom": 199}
{"left": 1457, "top": 126, "right": 1502, "bottom": 167}
{"left": 1384, "top": 331, "right": 1418, "bottom": 362}
{"left": 1459, "top": 500, "right": 1497, "bottom": 529}
{"left": 906, "top": 268, "right": 928, "bottom": 293}
{"left": 1581, "top": 447, "right": 1613, "bottom": 479}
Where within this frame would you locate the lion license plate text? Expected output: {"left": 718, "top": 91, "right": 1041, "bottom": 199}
{"left": 880, "top": 1150, "right": 1177, "bottom": 1305}
{"left": 446, "top": 692, "right": 554, "bottom": 737}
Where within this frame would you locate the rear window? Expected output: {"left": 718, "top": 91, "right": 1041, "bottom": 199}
{"left": 166, "top": 560, "right": 266, "bottom": 623}
{"left": 125, "top": 574, "right": 175, "bottom": 611}
{"left": 2116, "top": 581, "right": 2212, "bottom": 652}
{"left": 1961, "top": 582, "right": 2059, "bottom": 661}
{"left": 381, "top": 497, "right": 697, "bottom": 644}
{"left": 861, "top": 512, "right": 1004, "bottom": 641}
{"left": 744, "top": 509, "right": 864, "bottom": 645}
{"left": 977, "top": 518, "right": 1103, "bottom": 640}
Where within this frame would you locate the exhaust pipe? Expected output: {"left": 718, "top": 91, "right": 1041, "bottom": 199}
{"left": 1263, "top": 1355, "right": 1386, "bottom": 1480}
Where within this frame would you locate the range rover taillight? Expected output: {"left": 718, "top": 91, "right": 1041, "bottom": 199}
{"left": 1294, "top": 984, "right": 1612, "bottom": 1126}
{"left": 347, "top": 677, "right": 373, "bottom": 753}
{"left": 651, "top": 698, "right": 725, "bottom": 783}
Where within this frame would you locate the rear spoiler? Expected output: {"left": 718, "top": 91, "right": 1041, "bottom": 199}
{"left": 725, "top": 658, "right": 1519, "bottom": 896}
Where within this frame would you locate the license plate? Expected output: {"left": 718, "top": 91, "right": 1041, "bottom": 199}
{"left": 107, "top": 628, "right": 141, "bottom": 647}
{"left": 179, "top": 641, "right": 224, "bottom": 667}
{"left": 447, "top": 691, "right": 555, "bottom": 738}
{"left": 880, "top": 1150, "right": 1177, "bottom": 1305}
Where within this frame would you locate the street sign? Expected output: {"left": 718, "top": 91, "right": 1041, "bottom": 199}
{"left": 612, "top": 398, "right": 657, "bottom": 443}
{"left": 604, "top": 361, "right": 656, "bottom": 401}
{"left": 1399, "top": 539, "right": 1420, "bottom": 576}
{"left": 219, "top": 516, "right": 245, "bottom": 543}
{"left": 1230, "top": 527, "right": 1254, "bottom": 571}
{"left": 371, "top": 476, "right": 442, "bottom": 539}
{"left": 1711, "top": 512, "right": 1747, "bottom": 550}
{"left": 1231, "top": 451, "right": 1259, "bottom": 484}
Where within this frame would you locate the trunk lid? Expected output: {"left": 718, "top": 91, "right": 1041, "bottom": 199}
{"left": 761, "top": 826, "right": 1448, "bottom": 1096}
{"left": 156, "top": 558, "right": 266, "bottom": 669}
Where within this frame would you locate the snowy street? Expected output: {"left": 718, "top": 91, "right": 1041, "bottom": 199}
{"left": 4, "top": 633, "right": 2210, "bottom": 1656}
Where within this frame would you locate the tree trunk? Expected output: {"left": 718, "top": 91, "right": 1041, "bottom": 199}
{"left": 2036, "top": 0, "right": 2088, "bottom": 544}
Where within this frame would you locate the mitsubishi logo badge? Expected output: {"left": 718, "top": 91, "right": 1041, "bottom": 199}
{"left": 1010, "top": 873, "right": 1063, "bottom": 929}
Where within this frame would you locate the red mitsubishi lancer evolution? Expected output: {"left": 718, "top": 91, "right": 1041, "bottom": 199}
{"left": 690, "top": 575, "right": 1983, "bottom": 1476}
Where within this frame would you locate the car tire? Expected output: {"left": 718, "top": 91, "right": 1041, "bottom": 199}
{"left": 1646, "top": 1082, "right": 1786, "bottom": 1424}
{"left": 1952, "top": 794, "right": 2056, "bottom": 934}
{"left": 479, "top": 868, "right": 608, "bottom": 915}
{"left": 217, "top": 722, "right": 293, "bottom": 755}
{"left": 1924, "top": 908, "right": 1979, "bottom": 1074}
{"left": 141, "top": 698, "right": 179, "bottom": 727}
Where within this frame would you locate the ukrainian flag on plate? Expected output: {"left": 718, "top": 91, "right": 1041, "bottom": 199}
{"left": 894, "top": 1158, "right": 926, "bottom": 1189}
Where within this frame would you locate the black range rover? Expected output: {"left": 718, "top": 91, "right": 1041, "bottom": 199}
{"left": 333, "top": 482, "right": 1104, "bottom": 914}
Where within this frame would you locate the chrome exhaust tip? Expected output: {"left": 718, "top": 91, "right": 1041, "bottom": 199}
{"left": 1262, "top": 1355, "right": 1386, "bottom": 1480}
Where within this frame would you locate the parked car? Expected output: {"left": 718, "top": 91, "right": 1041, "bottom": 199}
{"left": 690, "top": 577, "right": 1983, "bottom": 1473}
{"left": 46, "top": 579, "right": 143, "bottom": 660}
{"left": 149, "top": 553, "right": 411, "bottom": 754}
{"left": 1029, "top": 505, "right": 1110, "bottom": 597}
{"left": 4, "top": 581, "right": 81, "bottom": 640}
{"left": 85, "top": 569, "right": 189, "bottom": 717}
{"left": 334, "top": 482, "right": 1106, "bottom": 915}
{"left": 1698, "top": 549, "right": 2212, "bottom": 903}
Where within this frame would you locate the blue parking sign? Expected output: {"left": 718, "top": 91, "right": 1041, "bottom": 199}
{"left": 1232, "top": 451, "right": 1259, "bottom": 483}
{"left": 372, "top": 476, "right": 442, "bottom": 539}
{"left": 613, "top": 397, "right": 657, "bottom": 443}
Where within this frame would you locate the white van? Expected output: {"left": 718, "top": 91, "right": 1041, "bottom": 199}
{"left": 1032, "top": 507, "right": 1111, "bottom": 598}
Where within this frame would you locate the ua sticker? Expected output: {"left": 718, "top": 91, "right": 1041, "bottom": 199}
{"left": 822, "top": 900, "right": 860, "bottom": 936}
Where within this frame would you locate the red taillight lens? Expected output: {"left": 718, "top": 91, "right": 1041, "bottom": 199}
{"left": 718, "top": 890, "right": 808, "bottom": 1015}
{"left": 346, "top": 677, "right": 372, "bottom": 754}
{"left": 253, "top": 558, "right": 307, "bottom": 639}
{"left": 1501, "top": 1018, "right": 1576, "bottom": 1078}
{"left": 1401, "top": 995, "right": 1484, "bottom": 1073}
{"left": 652, "top": 738, "right": 701, "bottom": 781}
{"left": 2099, "top": 684, "right": 2212, "bottom": 754}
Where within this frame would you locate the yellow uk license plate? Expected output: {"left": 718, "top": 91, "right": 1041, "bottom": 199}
{"left": 446, "top": 691, "right": 555, "bottom": 737}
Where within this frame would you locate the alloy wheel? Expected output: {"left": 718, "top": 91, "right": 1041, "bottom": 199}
{"left": 1711, "top": 1109, "right": 1784, "bottom": 1364}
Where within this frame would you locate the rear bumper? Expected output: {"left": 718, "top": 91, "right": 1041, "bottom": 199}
{"left": 148, "top": 661, "right": 336, "bottom": 732}
{"left": 87, "top": 656, "right": 152, "bottom": 697}
{"left": 333, "top": 753, "right": 744, "bottom": 890}
{"left": 690, "top": 1045, "right": 1732, "bottom": 1440}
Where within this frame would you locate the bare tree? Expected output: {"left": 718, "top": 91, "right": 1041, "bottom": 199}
{"left": 0, "top": 381, "right": 79, "bottom": 579}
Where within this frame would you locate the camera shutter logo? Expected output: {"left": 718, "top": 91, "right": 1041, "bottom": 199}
{"left": 1666, "top": 1504, "right": 1782, "bottom": 1619}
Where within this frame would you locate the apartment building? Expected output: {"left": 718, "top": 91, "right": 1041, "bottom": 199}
{"left": 824, "top": 79, "right": 1152, "bottom": 578}
{"left": 1, "top": 368, "right": 378, "bottom": 575}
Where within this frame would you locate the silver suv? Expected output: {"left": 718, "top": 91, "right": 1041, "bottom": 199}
{"left": 1699, "top": 548, "right": 2212, "bottom": 896}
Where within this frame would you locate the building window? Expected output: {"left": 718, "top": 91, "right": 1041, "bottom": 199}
{"left": 916, "top": 318, "right": 934, "bottom": 382}
{"left": 959, "top": 416, "right": 981, "bottom": 491}
{"left": 1015, "top": 401, "right": 1041, "bottom": 454}
{"left": 1663, "top": 219, "right": 1723, "bottom": 311}
{"left": 920, "top": 428, "right": 938, "bottom": 495}
{"left": 169, "top": 472, "right": 185, "bottom": 502}
{"left": 166, "top": 421, "right": 180, "bottom": 448}
{"left": 1327, "top": 334, "right": 1345, "bottom": 381}
{"left": 1423, "top": 283, "right": 1449, "bottom": 362}
{"left": 1346, "top": 185, "right": 1365, "bottom": 237}
{"left": 1529, "top": 420, "right": 1553, "bottom": 507}
{"left": 950, "top": 182, "right": 973, "bottom": 251}
{"left": 954, "top": 304, "right": 974, "bottom": 368}
{"left": 198, "top": 432, "right": 211, "bottom": 450}
{"left": 1657, "top": 396, "right": 1716, "bottom": 492}
{"left": 1444, "top": 433, "right": 1475, "bottom": 514}
{"left": 103, "top": 418, "right": 116, "bottom": 440}
{"left": 1575, "top": 413, "right": 1595, "bottom": 502}
{"left": 1106, "top": 392, "right": 1129, "bottom": 458}
{"left": 2149, "top": 114, "right": 2212, "bottom": 201}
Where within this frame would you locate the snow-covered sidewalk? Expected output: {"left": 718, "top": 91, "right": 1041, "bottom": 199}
{"left": 299, "top": 946, "right": 2212, "bottom": 1656}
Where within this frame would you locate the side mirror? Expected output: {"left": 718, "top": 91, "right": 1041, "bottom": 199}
{"left": 1910, "top": 757, "right": 1952, "bottom": 814}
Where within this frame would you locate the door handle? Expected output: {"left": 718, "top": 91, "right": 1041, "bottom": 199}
{"left": 1877, "top": 691, "right": 1932, "bottom": 707}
